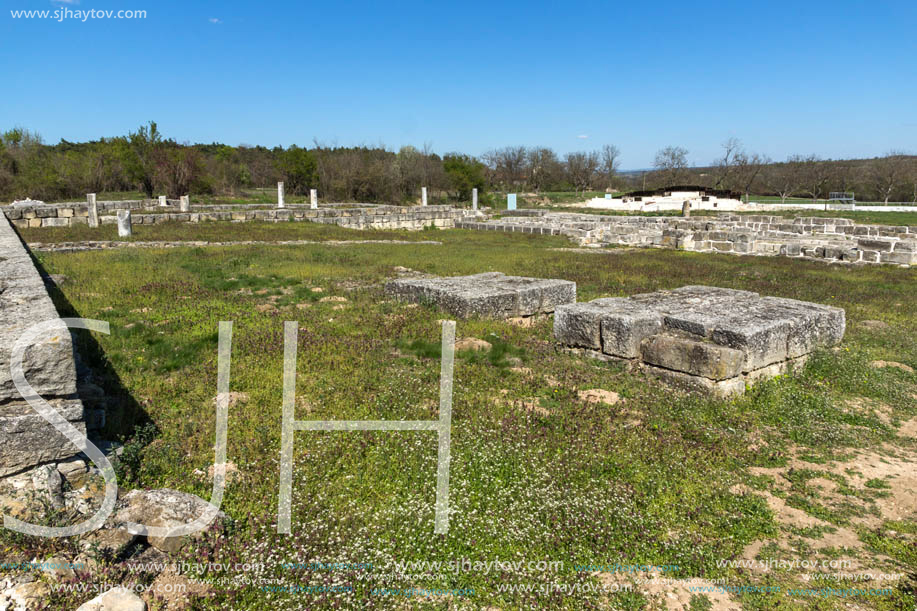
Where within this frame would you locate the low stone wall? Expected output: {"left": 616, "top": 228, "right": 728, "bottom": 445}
{"left": 457, "top": 212, "right": 917, "bottom": 265}
{"left": 3, "top": 202, "right": 478, "bottom": 231}
{"left": 0, "top": 214, "right": 85, "bottom": 476}
{"left": 3, "top": 199, "right": 169, "bottom": 228}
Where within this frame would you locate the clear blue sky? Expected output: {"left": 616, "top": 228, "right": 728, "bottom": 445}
{"left": 2, "top": 0, "right": 916, "bottom": 169}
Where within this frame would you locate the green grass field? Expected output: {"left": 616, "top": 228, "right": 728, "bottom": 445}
{"left": 6, "top": 223, "right": 917, "bottom": 610}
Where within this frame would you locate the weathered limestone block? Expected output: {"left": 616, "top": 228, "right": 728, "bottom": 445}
{"left": 598, "top": 301, "right": 664, "bottom": 357}
{"left": 0, "top": 251, "right": 78, "bottom": 403}
{"left": 643, "top": 364, "right": 746, "bottom": 398}
{"left": 555, "top": 298, "right": 627, "bottom": 351}
{"left": 759, "top": 296, "right": 845, "bottom": 358}
{"left": 640, "top": 334, "right": 744, "bottom": 380}
{"left": 109, "top": 488, "right": 227, "bottom": 553}
{"left": 709, "top": 308, "right": 793, "bottom": 371}
{"left": 857, "top": 238, "right": 895, "bottom": 252}
{"left": 880, "top": 251, "right": 916, "bottom": 264}
{"left": 634, "top": 285, "right": 758, "bottom": 338}
{"left": 385, "top": 272, "right": 575, "bottom": 319}
{"left": 0, "top": 400, "right": 85, "bottom": 476}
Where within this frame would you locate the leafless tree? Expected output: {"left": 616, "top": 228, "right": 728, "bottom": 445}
{"left": 527, "top": 147, "right": 559, "bottom": 194}
{"left": 565, "top": 151, "right": 599, "bottom": 195}
{"left": 154, "top": 145, "right": 201, "bottom": 198}
{"left": 653, "top": 146, "right": 689, "bottom": 186}
{"left": 600, "top": 144, "right": 621, "bottom": 188}
{"left": 908, "top": 157, "right": 917, "bottom": 203}
{"left": 870, "top": 151, "right": 908, "bottom": 204}
{"left": 797, "top": 154, "right": 832, "bottom": 202}
{"left": 483, "top": 146, "right": 527, "bottom": 190}
{"left": 714, "top": 137, "right": 742, "bottom": 190}
{"left": 732, "top": 151, "right": 771, "bottom": 201}
{"left": 764, "top": 156, "right": 805, "bottom": 203}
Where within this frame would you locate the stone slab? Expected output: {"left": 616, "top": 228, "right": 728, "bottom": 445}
{"left": 0, "top": 400, "right": 85, "bottom": 476}
{"left": 385, "top": 272, "right": 576, "bottom": 319}
{"left": 643, "top": 364, "right": 747, "bottom": 398}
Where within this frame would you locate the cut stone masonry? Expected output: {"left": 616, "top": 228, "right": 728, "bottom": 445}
{"left": 555, "top": 286, "right": 845, "bottom": 397}
{"left": 0, "top": 213, "right": 85, "bottom": 476}
{"left": 2, "top": 201, "right": 479, "bottom": 231}
{"left": 457, "top": 211, "right": 917, "bottom": 266}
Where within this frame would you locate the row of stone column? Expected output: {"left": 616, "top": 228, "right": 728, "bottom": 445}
{"left": 424, "top": 187, "right": 482, "bottom": 210}
{"left": 87, "top": 193, "right": 190, "bottom": 238}
{"left": 277, "top": 183, "right": 319, "bottom": 209}
{"left": 278, "top": 182, "right": 488, "bottom": 211}
{"left": 94, "top": 183, "right": 491, "bottom": 240}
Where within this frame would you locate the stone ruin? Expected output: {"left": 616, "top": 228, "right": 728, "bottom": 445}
{"left": 0, "top": 213, "right": 89, "bottom": 477}
{"left": 2, "top": 199, "right": 479, "bottom": 231}
{"left": 457, "top": 211, "right": 917, "bottom": 266}
{"left": 554, "top": 286, "right": 845, "bottom": 397}
{"left": 385, "top": 272, "right": 576, "bottom": 319}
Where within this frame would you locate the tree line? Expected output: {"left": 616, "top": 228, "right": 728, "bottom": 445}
{"left": 1, "top": 123, "right": 915, "bottom": 204}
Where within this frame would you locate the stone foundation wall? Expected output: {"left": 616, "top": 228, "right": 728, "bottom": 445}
{"left": 0, "top": 214, "right": 86, "bottom": 476}
{"left": 457, "top": 212, "right": 917, "bottom": 265}
{"left": 2, "top": 202, "right": 478, "bottom": 231}
{"left": 555, "top": 286, "right": 845, "bottom": 397}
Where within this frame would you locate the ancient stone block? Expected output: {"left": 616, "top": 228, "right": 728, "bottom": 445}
{"left": 710, "top": 313, "right": 791, "bottom": 371}
{"left": 597, "top": 302, "right": 665, "bottom": 358}
{"left": 640, "top": 334, "right": 744, "bottom": 380}
{"left": 0, "top": 400, "right": 85, "bottom": 476}
{"left": 643, "top": 364, "right": 746, "bottom": 398}
{"left": 109, "top": 488, "right": 227, "bottom": 553}
{"left": 880, "top": 251, "right": 916, "bottom": 264}
{"left": 857, "top": 238, "right": 895, "bottom": 252}
{"left": 386, "top": 272, "right": 575, "bottom": 319}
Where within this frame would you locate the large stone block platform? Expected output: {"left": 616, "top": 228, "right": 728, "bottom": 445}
{"left": 385, "top": 272, "right": 576, "bottom": 319}
{"left": 555, "top": 286, "right": 845, "bottom": 397}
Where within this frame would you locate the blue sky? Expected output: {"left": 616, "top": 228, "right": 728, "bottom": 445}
{"left": 2, "top": 0, "right": 916, "bottom": 169}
